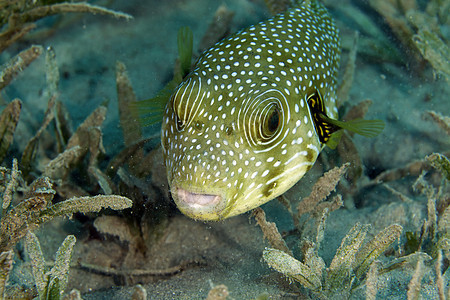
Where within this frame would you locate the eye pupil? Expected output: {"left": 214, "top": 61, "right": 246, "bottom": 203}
{"left": 259, "top": 105, "right": 281, "bottom": 140}
{"left": 267, "top": 108, "right": 279, "bottom": 133}
{"left": 176, "top": 114, "right": 184, "bottom": 131}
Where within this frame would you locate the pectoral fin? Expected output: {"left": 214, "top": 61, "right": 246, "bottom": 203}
{"left": 320, "top": 114, "right": 385, "bottom": 138}
{"left": 307, "top": 90, "right": 385, "bottom": 148}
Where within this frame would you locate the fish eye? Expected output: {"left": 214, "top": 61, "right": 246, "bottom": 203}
{"left": 241, "top": 91, "right": 286, "bottom": 149}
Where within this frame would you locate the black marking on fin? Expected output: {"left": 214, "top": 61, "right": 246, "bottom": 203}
{"left": 307, "top": 90, "right": 340, "bottom": 144}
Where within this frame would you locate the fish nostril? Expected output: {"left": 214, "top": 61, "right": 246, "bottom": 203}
{"left": 225, "top": 125, "right": 233, "bottom": 136}
{"left": 194, "top": 120, "right": 204, "bottom": 131}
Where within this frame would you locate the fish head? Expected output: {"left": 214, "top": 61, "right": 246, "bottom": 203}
{"left": 161, "top": 72, "right": 324, "bottom": 221}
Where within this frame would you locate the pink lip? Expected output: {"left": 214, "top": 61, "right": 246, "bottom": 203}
{"left": 176, "top": 188, "right": 221, "bottom": 207}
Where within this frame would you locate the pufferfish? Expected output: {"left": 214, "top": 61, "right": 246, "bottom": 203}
{"left": 160, "top": 0, "right": 383, "bottom": 221}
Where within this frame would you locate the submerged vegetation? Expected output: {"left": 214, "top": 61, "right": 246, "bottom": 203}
{"left": 256, "top": 154, "right": 450, "bottom": 298}
{"left": 25, "top": 232, "right": 76, "bottom": 300}
{"left": 0, "top": 1, "right": 136, "bottom": 298}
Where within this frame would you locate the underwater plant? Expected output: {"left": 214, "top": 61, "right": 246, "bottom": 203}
{"left": 253, "top": 163, "right": 398, "bottom": 298}
{"left": 0, "top": 99, "right": 21, "bottom": 164}
{"left": 0, "top": 0, "right": 132, "bottom": 53}
{"left": 0, "top": 158, "right": 132, "bottom": 298}
{"left": 0, "top": 1, "right": 132, "bottom": 97}
{"left": 263, "top": 222, "right": 402, "bottom": 299}
{"left": 0, "top": 2, "right": 141, "bottom": 298}
{"left": 257, "top": 143, "right": 450, "bottom": 298}
{"left": 25, "top": 232, "right": 75, "bottom": 300}
{"left": 367, "top": 0, "right": 449, "bottom": 78}
{"left": 402, "top": 153, "right": 450, "bottom": 258}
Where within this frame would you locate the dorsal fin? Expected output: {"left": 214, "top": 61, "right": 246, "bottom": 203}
{"left": 130, "top": 27, "right": 193, "bottom": 127}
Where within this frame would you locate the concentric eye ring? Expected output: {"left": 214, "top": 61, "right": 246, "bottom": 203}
{"left": 239, "top": 89, "right": 290, "bottom": 152}
{"left": 171, "top": 77, "right": 205, "bottom": 132}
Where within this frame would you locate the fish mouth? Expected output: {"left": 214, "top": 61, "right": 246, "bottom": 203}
{"left": 177, "top": 188, "right": 221, "bottom": 206}
{"left": 172, "top": 186, "right": 228, "bottom": 221}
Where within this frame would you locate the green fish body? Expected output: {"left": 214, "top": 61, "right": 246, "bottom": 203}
{"left": 161, "top": 1, "right": 341, "bottom": 220}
